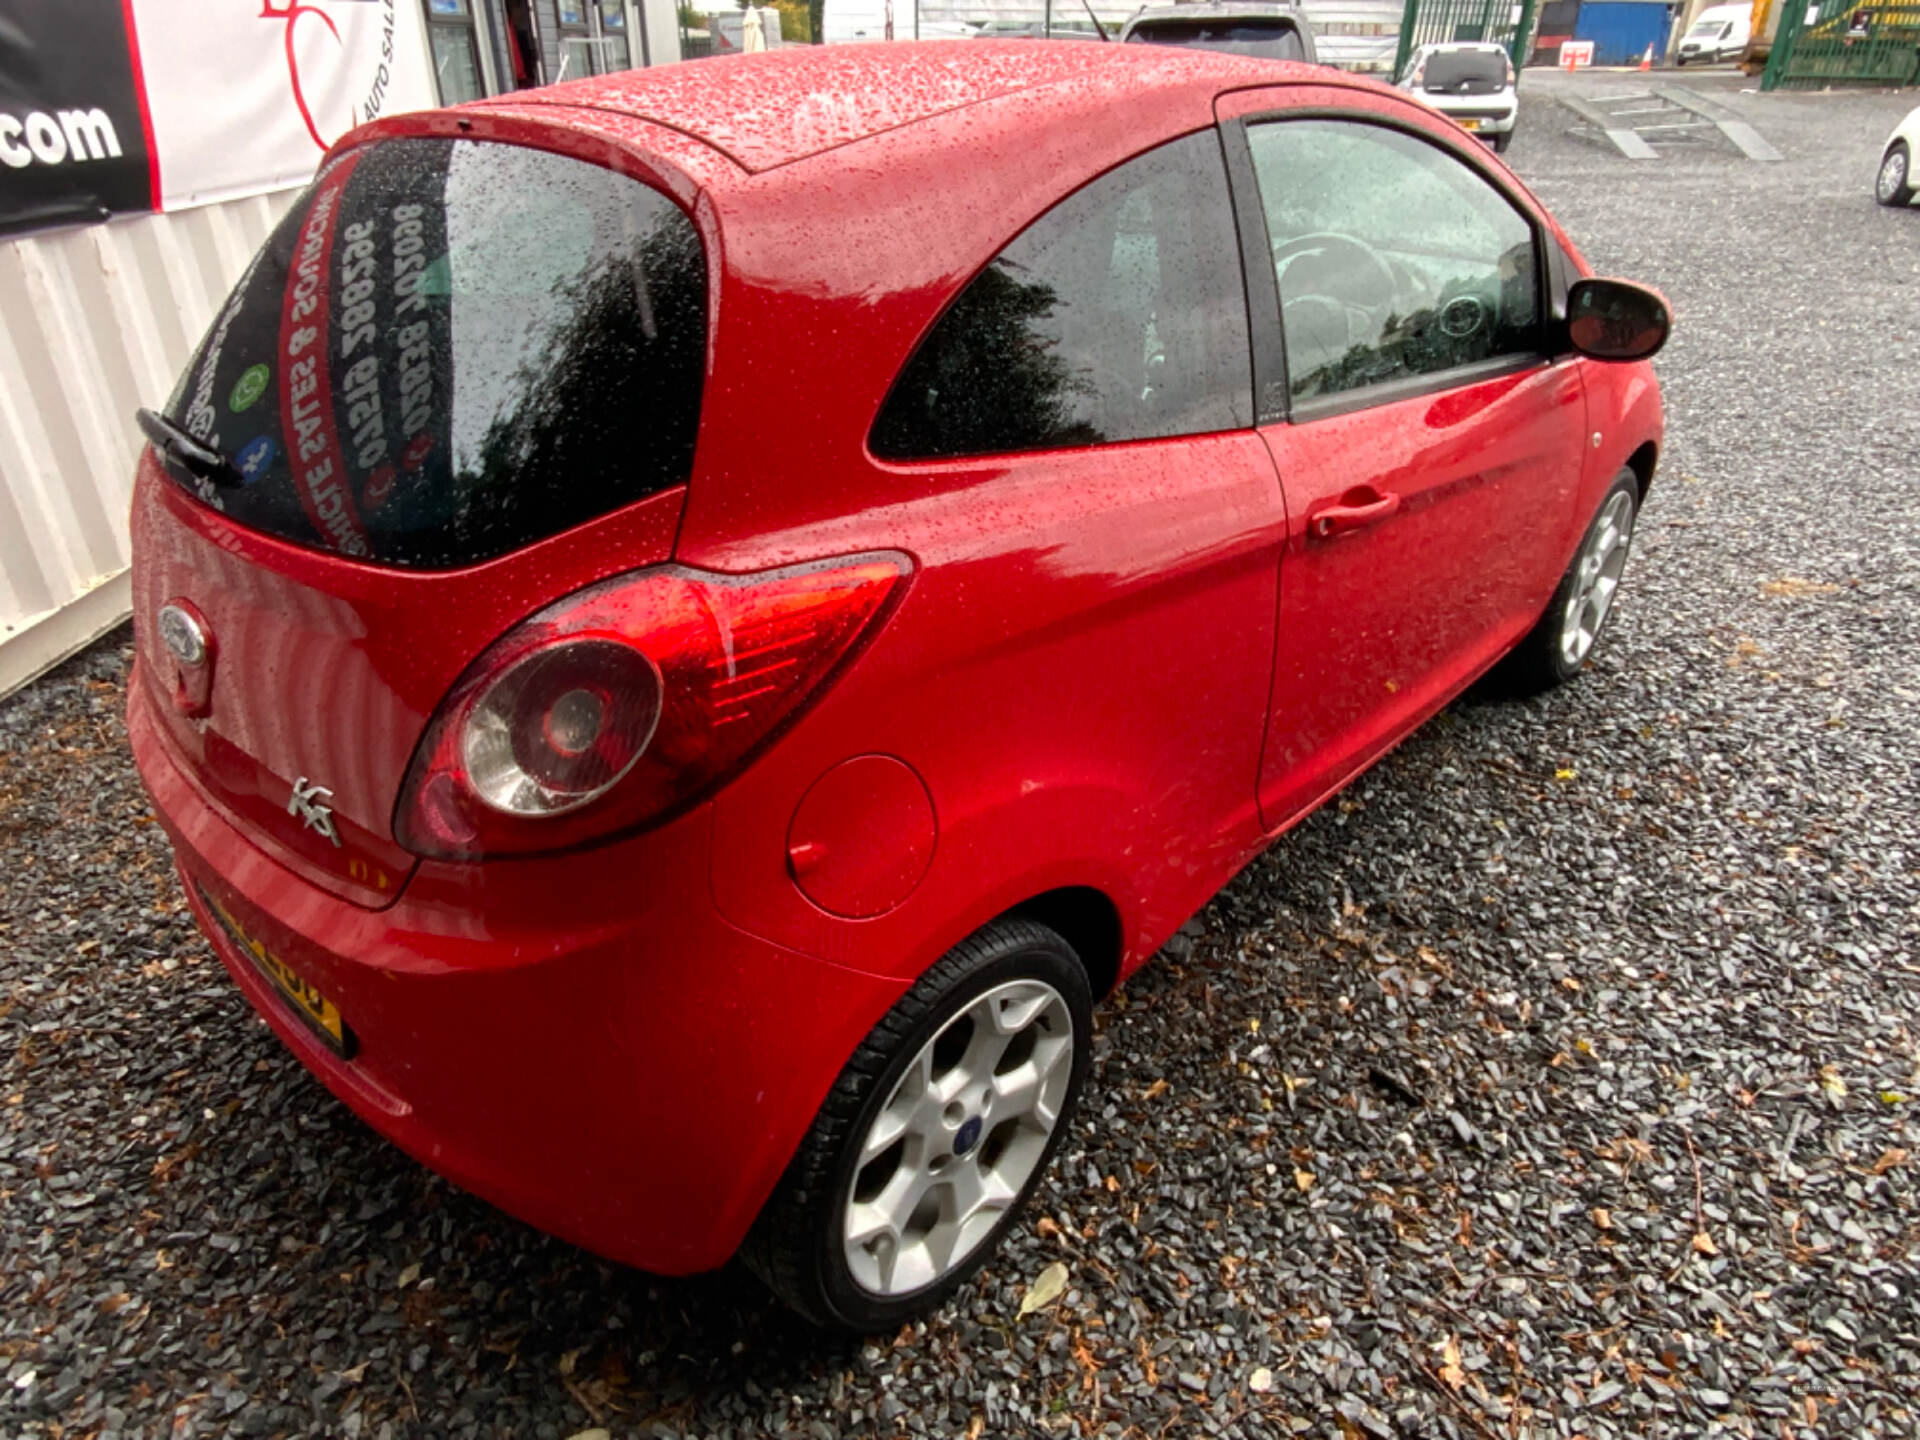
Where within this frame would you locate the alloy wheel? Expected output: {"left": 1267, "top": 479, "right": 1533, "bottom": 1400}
{"left": 1879, "top": 147, "right": 1910, "bottom": 203}
{"left": 1559, "top": 489, "right": 1636, "bottom": 670}
{"left": 842, "top": 979, "right": 1074, "bottom": 1296}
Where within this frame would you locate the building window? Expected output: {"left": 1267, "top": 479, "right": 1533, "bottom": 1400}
{"left": 556, "top": 0, "right": 595, "bottom": 77}
{"left": 556, "top": 0, "right": 638, "bottom": 76}
{"left": 424, "top": 0, "right": 487, "bottom": 103}
{"left": 599, "top": 0, "right": 632, "bottom": 69}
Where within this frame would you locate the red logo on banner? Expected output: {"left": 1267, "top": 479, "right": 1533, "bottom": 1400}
{"left": 259, "top": 0, "right": 378, "bottom": 151}
{"left": 276, "top": 152, "right": 373, "bottom": 558}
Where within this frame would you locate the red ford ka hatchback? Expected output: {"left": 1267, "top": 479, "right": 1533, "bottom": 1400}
{"left": 128, "top": 43, "right": 1666, "bottom": 1327}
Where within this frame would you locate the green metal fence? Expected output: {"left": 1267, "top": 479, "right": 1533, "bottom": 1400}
{"left": 1761, "top": 0, "right": 1920, "bottom": 87}
{"left": 1392, "top": 0, "right": 1542, "bottom": 77}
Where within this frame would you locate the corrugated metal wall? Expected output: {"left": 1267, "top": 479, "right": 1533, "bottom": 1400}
{"left": 0, "top": 189, "right": 300, "bottom": 695}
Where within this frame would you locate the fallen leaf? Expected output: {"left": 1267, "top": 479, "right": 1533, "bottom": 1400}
{"left": 1872, "top": 1147, "right": 1909, "bottom": 1175}
{"left": 1760, "top": 578, "right": 1840, "bottom": 599}
{"left": 1554, "top": 767, "right": 1577, "bottom": 781}
{"left": 1035, "top": 1216, "right": 1062, "bottom": 1239}
{"left": 99, "top": 1292, "right": 132, "bottom": 1314}
{"left": 1820, "top": 1067, "right": 1848, "bottom": 1102}
{"left": 397, "top": 1263, "right": 421, "bottom": 1289}
{"left": 1438, "top": 1336, "right": 1466, "bottom": 1390}
{"left": 1592, "top": 1207, "right": 1612, "bottom": 1231}
{"left": 339, "top": 1363, "right": 368, "bottom": 1384}
{"left": 1141, "top": 1079, "right": 1168, "bottom": 1101}
{"left": 1016, "top": 1261, "right": 1069, "bottom": 1319}
{"left": 1293, "top": 1169, "right": 1315, "bottom": 1192}
{"left": 1248, "top": 1366, "right": 1273, "bottom": 1393}
{"left": 966, "top": 1416, "right": 984, "bottom": 1440}
{"left": 1692, "top": 1231, "right": 1718, "bottom": 1256}
{"left": 565, "top": 1431, "right": 611, "bottom": 1440}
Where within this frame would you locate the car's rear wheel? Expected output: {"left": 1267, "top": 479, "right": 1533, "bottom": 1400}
{"left": 1877, "top": 140, "right": 1915, "bottom": 207}
{"left": 742, "top": 918, "right": 1091, "bottom": 1328}
{"left": 1494, "top": 468, "right": 1640, "bottom": 694}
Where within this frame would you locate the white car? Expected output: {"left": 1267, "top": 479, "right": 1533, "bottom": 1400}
{"left": 1396, "top": 42, "right": 1518, "bottom": 153}
{"left": 1877, "top": 104, "right": 1920, "bottom": 208}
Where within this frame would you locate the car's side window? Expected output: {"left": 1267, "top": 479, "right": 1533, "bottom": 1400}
{"left": 870, "top": 130, "right": 1251, "bottom": 461}
{"left": 1244, "top": 119, "right": 1540, "bottom": 405}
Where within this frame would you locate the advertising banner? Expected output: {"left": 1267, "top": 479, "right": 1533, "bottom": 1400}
{"left": 0, "top": 0, "right": 157, "bottom": 236}
{"left": 129, "top": 0, "right": 438, "bottom": 212}
{"left": 0, "top": 0, "right": 437, "bottom": 235}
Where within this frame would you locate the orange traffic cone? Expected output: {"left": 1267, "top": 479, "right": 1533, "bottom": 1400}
{"left": 1638, "top": 43, "right": 1654, "bottom": 69}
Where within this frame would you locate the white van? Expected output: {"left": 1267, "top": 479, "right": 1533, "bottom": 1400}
{"left": 1676, "top": 3, "right": 1751, "bottom": 64}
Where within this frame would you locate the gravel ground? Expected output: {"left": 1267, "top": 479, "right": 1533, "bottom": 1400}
{"left": 5, "top": 77, "right": 1920, "bottom": 1440}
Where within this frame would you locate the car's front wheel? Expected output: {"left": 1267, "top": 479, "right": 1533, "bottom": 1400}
{"left": 1877, "top": 140, "right": 1915, "bottom": 207}
{"left": 1494, "top": 468, "right": 1640, "bottom": 693}
{"left": 742, "top": 918, "right": 1092, "bottom": 1328}
{"left": 1492, "top": 130, "right": 1513, "bottom": 154}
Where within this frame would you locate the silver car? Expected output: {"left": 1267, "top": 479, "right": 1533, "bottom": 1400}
{"left": 1119, "top": 1, "right": 1319, "bottom": 62}
{"left": 1396, "top": 41, "right": 1519, "bottom": 153}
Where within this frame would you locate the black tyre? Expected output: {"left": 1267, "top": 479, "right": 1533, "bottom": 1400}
{"left": 1877, "top": 140, "right": 1915, "bottom": 208}
{"left": 1492, "top": 468, "right": 1640, "bottom": 694}
{"left": 742, "top": 918, "right": 1092, "bottom": 1329}
{"left": 1492, "top": 129, "right": 1513, "bottom": 154}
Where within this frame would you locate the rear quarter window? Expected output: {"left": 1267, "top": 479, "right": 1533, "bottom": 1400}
{"left": 870, "top": 130, "right": 1252, "bottom": 461}
{"left": 164, "top": 138, "right": 706, "bottom": 569}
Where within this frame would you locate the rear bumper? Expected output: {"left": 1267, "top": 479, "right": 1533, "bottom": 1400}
{"left": 1432, "top": 104, "right": 1518, "bottom": 131}
{"left": 129, "top": 665, "right": 908, "bottom": 1275}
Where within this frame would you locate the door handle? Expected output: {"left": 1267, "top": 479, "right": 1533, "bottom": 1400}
{"left": 1308, "top": 488, "right": 1400, "bottom": 540}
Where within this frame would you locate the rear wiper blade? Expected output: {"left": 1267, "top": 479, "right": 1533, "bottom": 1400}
{"left": 135, "top": 407, "right": 245, "bottom": 489}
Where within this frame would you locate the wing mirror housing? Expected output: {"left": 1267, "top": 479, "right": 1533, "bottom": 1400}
{"left": 1565, "top": 277, "right": 1672, "bottom": 362}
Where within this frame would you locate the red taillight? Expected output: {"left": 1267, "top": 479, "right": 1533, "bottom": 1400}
{"left": 395, "top": 553, "right": 911, "bottom": 859}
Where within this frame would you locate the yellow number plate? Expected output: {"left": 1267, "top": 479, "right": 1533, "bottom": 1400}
{"left": 1459, "top": 118, "right": 1483, "bottom": 131}
{"left": 201, "top": 888, "right": 355, "bottom": 1058}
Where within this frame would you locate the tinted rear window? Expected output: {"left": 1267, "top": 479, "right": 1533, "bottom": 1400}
{"left": 1127, "top": 20, "right": 1308, "bottom": 60}
{"left": 163, "top": 139, "right": 706, "bottom": 569}
{"left": 1423, "top": 51, "right": 1507, "bottom": 88}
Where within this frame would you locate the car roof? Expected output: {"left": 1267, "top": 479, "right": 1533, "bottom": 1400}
{"left": 1125, "top": 1, "right": 1308, "bottom": 19}
{"left": 476, "top": 40, "right": 1318, "bottom": 173}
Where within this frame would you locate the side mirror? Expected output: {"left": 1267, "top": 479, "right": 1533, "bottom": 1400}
{"left": 1566, "top": 277, "right": 1671, "bottom": 362}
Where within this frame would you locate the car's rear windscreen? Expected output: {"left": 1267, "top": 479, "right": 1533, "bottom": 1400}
{"left": 1423, "top": 51, "right": 1507, "bottom": 91}
{"left": 161, "top": 138, "right": 706, "bottom": 569}
{"left": 1127, "top": 20, "right": 1308, "bottom": 60}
